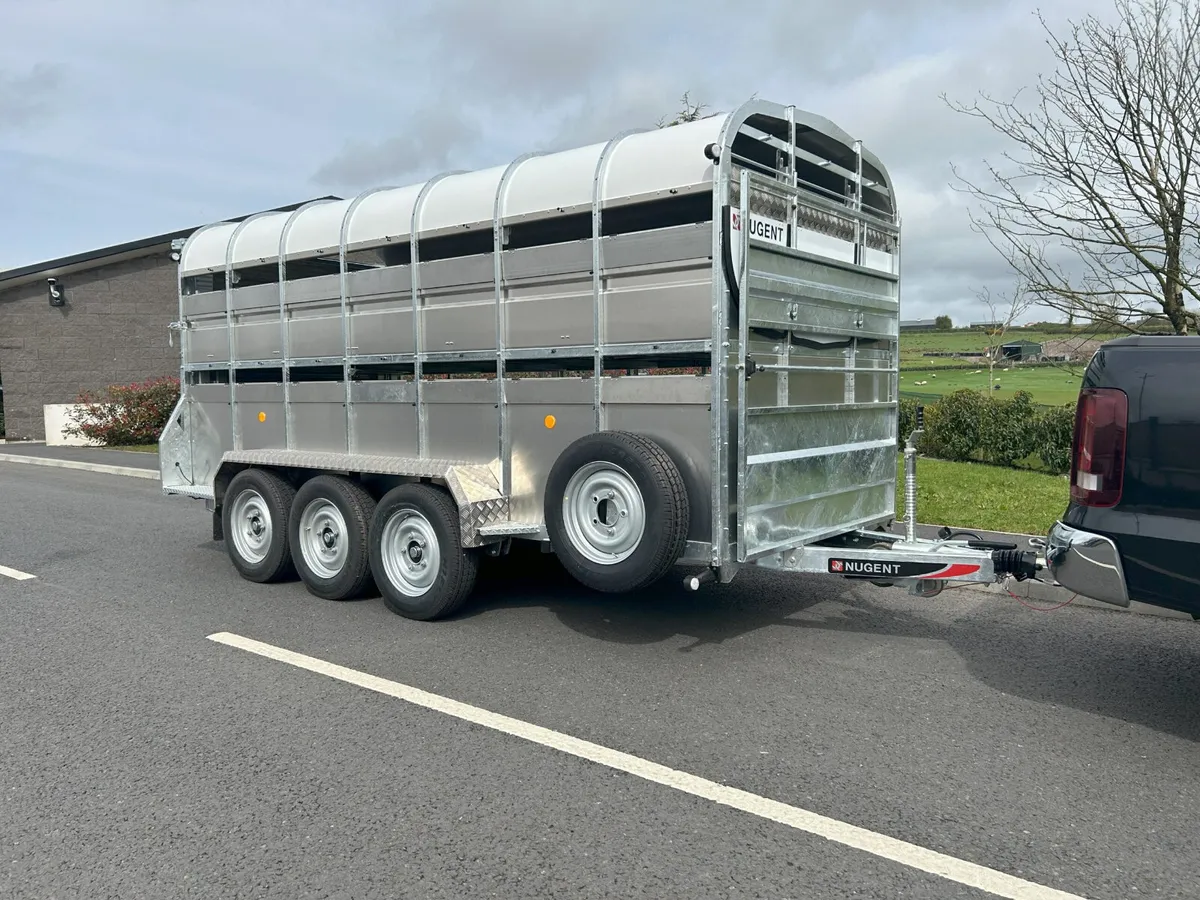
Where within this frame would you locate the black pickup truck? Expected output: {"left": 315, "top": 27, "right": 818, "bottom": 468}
{"left": 1046, "top": 335, "right": 1200, "bottom": 617}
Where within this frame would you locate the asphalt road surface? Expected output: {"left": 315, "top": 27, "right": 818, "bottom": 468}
{"left": 2, "top": 465, "right": 1198, "bottom": 899}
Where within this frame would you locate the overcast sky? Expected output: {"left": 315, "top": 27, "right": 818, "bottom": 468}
{"left": 0, "top": 0, "right": 1110, "bottom": 323}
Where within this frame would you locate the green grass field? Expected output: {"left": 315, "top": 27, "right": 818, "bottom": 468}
{"left": 897, "top": 328, "right": 1114, "bottom": 405}
{"left": 899, "top": 365, "right": 1085, "bottom": 406}
{"left": 896, "top": 455, "right": 1069, "bottom": 535}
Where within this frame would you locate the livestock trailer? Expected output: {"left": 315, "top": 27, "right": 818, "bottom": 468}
{"left": 159, "top": 97, "right": 1038, "bottom": 619}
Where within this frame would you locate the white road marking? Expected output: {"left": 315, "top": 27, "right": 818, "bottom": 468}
{"left": 208, "top": 631, "right": 1088, "bottom": 900}
{"left": 0, "top": 564, "right": 35, "bottom": 581}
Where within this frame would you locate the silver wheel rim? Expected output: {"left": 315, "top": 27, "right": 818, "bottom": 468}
{"left": 230, "top": 488, "right": 272, "bottom": 565}
{"left": 380, "top": 507, "right": 440, "bottom": 597}
{"left": 561, "top": 462, "right": 646, "bottom": 565}
{"left": 298, "top": 497, "right": 349, "bottom": 580}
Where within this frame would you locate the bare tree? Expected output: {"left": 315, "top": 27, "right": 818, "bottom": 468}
{"left": 658, "top": 92, "right": 709, "bottom": 128}
{"left": 978, "top": 282, "right": 1037, "bottom": 393}
{"left": 945, "top": 0, "right": 1200, "bottom": 334}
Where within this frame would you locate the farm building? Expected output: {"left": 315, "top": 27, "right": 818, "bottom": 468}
{"left": 900, "top": 318, "right": 938, "bottom": 331}
{"left": 998, "top": 339, "right": 1043, "bottom": 361}
{"left": 0, "top": 197, "right": 337, "bottom": 441}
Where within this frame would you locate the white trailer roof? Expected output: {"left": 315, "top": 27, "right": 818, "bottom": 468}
{"left": 180, "top": 100, "right": 893, "bottom": 275}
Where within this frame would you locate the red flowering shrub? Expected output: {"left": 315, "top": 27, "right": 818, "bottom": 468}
{"left": 64, "top": 376, "right": 180, "bottom": 446}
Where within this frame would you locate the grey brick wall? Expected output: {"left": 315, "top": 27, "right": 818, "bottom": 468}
{"left": 0, "top": 252, "right": 181, "bottom": 441}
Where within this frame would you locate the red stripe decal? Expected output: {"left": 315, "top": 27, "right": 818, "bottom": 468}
{"left": 921, "top": 564, "right": 981, "bottom": 579}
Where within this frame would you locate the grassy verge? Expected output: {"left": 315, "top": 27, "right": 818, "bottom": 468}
{"left": 896, "top": 454, "right": 1068, "bottom": 536}
{"left": 107, "top": 445, "right": 159, "bottom": 453}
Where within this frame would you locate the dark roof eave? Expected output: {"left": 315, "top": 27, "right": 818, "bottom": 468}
{"left": 0, "top": 195, "right": 341, "bottom": 290}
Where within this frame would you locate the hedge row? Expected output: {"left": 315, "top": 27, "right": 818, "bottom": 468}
{"left": 64, "top": 377, "right": 180, "bottom": 447}
{"left": 898, "top": 389, "right": 1075, "bottom": 474}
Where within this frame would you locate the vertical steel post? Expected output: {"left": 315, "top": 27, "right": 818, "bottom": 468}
{"left": 734, "top": 167, "right": 751, "bottom": 563}
{"left": 410, "top": 172, "right": 462, "bottom": 459}
{"left": 591, "top": 131, "right": 644, "bottom": 432}
{"left": 279, "top": 199, "right": 337, "bottom": 452}
{"left": 223, "top": 213, "right": 278, "bottom": 452}
{"left": 494, "top": 154, "right": 543, "bottom": 497}
{"left": 339, "top": 188, "right": 393, "bottom": 456}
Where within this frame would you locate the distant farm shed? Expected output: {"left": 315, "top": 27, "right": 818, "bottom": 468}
{"left": 0, "top": 197, "right": 338, "bottom": 440}
{"left": 999, "top": 339, "right": 1043, "bottom": 361}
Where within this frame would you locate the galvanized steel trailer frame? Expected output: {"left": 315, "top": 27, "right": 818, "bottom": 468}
{"left": 159, "top": 97, "right": 1035, "bottom": 597}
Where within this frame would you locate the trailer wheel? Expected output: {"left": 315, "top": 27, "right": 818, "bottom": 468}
{"left": 222, "top": 468, "right": 297, "bottom": 583}
{"left": 545, "top": 431, "right": 689, "bottom": 593}
{"left": 369, "top": 484, "right": 480, "bottom": 621}
{"left": 289, "top": 475, "right": 377, "bottom": 601}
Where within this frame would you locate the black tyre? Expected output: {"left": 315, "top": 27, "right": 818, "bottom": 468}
{"left": 369, "top": 484, "right": 480, "bottom": 621}
{"left": 289, "top": 475, "right": 377, "bottom": 601}
{"left": 222, "top": 468, "right": 297, "bottom": 583}
{"left": 544, "top": 431, "right": 689, "bottom": 593}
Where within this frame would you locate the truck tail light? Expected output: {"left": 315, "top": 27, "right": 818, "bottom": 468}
{"left": 1070, "top": 387, "right": 1128, "bottom": 507}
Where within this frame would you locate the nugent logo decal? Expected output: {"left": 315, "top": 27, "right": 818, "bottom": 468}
{"left": 827, "top": 558, "right": 982, "bottom": 579}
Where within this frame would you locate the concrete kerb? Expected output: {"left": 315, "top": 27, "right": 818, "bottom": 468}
{"left": 0, "top": 452, "right": 159, "bottom": 480}
{"left": 0, "top": 445, "right": 1188, "bottom": 620}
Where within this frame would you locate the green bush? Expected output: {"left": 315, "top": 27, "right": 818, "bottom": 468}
{"left": 64, "top": 377, "right": 180, "bottom": 447}
{"left": 895, "top": 387, "right": 1075, "bottom": 475}
{"left": 1033, "top": 402, "right": 1077, "bottom": 474}
{"left": 922, "top": 389, "right": 985, "bottom": 461}
{"left": 979, "top": 390, "right": 1038, "bottom": 467}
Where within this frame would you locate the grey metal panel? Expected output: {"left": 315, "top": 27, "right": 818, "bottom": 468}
{"left": 352, "top": 380, "right": 417, "bottom": 404}
{"left": 236, "top": 384, "right": 286, "bottom": 451}
{"left": 349, "top": 299, "right": 414, "bottom": 355}
{"left": 231, "top": 283, "right": 278, "bottom": 312}
{"left": 604, "top": 397, "right": 714, "bottom": 543}
{"left": 237, "top": 383, "right": 283, "bottom": 402}
{"left": 290, "top": 381, "right": 344, "bottom": 402}
{"left": 745, "top": 406, "right": 892, "bottom": 458}
{"left": 194, "top": 395, "right": 234, "bottom": 466}
{"left": 508, "top": 397, "right": 593, "bottom": 523}
{"left": 183, "top": 291, "right": 226, "bottom": 317}
{"left": 506, "top": 285, "right": 593, "bottom": 349}
{"left": 604, "top": 266, "right": 713, "bottom": 344}
{"left": 504, "top": 242, "right": 592, "bottom": 281}
{"left": 420, "top": 253, "right": 493, "bottom": 290}
{"left": 423, "top": 379, "right": 497, "bottom": 403}
{"left": 423, "top": 300, "right": 498, "bottom": 352}
{"left": 352, "top": 403, "right": 418, "bottom": 456}
{"left": 286, "top": 272, "right": 341, "bottom": 305}
{"left": 426, "top": 404, "right": 498, "bottom": 463}
{"left": 602, "top": 374, "right": 710, "bottom": 406}
{"left": 291, "top": 394, "right": 349, "bottom": 453}
{"left": 505, "top": 377, "right": 593, "bottom": 405}
{"left": 347, "top": 266, "right": 412, "bottom": 298}
{"left": 187, "top": 325, "right": 230, "bottom": 364}
{"left": 601, "top": 223, "right": 711, "bottom": 272}
{"left": 287, "top": 301, "right": 342, "bottom": 358}
{"left": 233, "top": 314, "right": 282, "bottom": 361}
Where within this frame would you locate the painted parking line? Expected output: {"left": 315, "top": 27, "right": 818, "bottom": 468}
{"left": 208, "top": 631, "right": 1089, "bottom": 900}
{"left": 0, "top": 564, "right": 36, "bottom": 581}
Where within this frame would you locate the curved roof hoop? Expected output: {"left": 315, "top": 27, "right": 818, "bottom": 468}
{"left": 493, "top": 152, "right": 546, "bottom": 333}
{"left": 493, "top": 151, "right": 547, "bottom": 496}
{"left": 590, "top": 127, "right": 650, "bottom": 425}
{"left": 275, "top": 197, "right": 339, "bottom": 448}
{"left": 223, "top": 209, "right": 285, "bottom": 450}
{"left": 409, "top": 170, "right": 466, "bottom": 458}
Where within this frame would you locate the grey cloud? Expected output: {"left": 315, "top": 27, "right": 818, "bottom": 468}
{"left": 312, "top": 104, "right": 481, "bottom": 188}
{"left": 0, "top": 63, "right": 64, "bottom": 132}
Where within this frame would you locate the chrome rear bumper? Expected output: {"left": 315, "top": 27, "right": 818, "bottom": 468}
{"left": 1046, "top": 521, "right": 1130, "bottom": 607}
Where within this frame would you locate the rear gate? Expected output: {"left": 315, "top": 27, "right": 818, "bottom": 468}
{"left": 731, "top": 169, "right": 900, "bottom": 562}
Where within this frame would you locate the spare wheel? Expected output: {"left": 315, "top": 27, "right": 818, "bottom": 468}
{"left": 544, "top": 431, "right": 689, "bottom": 593}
